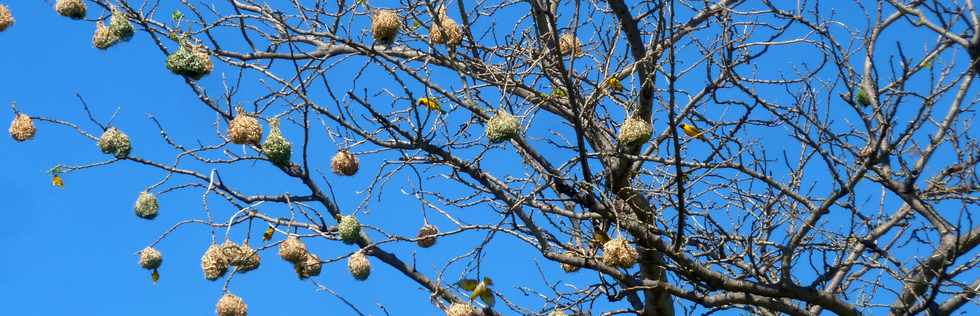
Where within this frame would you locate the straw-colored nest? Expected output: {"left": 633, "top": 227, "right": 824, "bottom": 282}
{"left": 485, "top": 109, "right": 520, "bottom": 143}
{"left": 216, "top": 293, "right": 248, "bottom": 316}
{"left": 109, "top": 9, "right": 134, "bottom": 41}
{"left": 558, "top": 33, "right": 583, "bottom": 57}
{"left": 297, "top": 252, "right": 322, "bottom": 279}
{"left": 549, "top": 310, "right": 569, "bottom": 316}
{"left": 9, "top": 113, "right": 35, "bottom": 142}
{"left": 617, "top": 117, "right": 651, "bottom": 147}
{"left": 166, "top": 41, "right": 214, "bottom": 80}
{"left": 371, "top": 9, "right": 401, "bottom": 45}
{"left": 261, "top": 118, "right": 292, "bottom": 167}
{"left": 347, "top": 250, "right": 371, "bottom": 281}
{"left": 601, "top": 237, "right": 638, "bottom": 268}
{"left": 201, "top": 244, "right": 230, "bottom": 281}
{"left": 416, "top": 224, "right": 438, "bottom": 248}
{"left": 98, "top": 127, "right": 132, "bottom": 158}
{"left": 138, "top": 247, "right": 163, "bottom": 270}
{"left": 560, "top": 252, "right": 581, "bottom": 273}
{"left": 430, "top": 9, "right": 462, "bottom": 46}
{"left": 227, "top": 107, "right": 263, "bottom": 145}
{"left": 55, "top": 0, "right": 86, "bottom": 20}
{"left": 445, "top": 303, "right": 477, "bottom": 316}
{"left": 0, "top": 5, "right": 13, "bottom": 32}
{"left": 278, "top": 235, "right": 308, "bottom": 263}
{"left": 331, "top": 150, "right": 359, "bottom": 176}
{"left": 134, "top": 191, "right": 159, "bottom": 220}
{"left": 92, "top": 21, "right": 117, "bottom": 49}
{"left": 230, "top": 242, "right": 261, "bottom": 273}
{"left": 338, "top": 215, "right": 361, "bottom": 245}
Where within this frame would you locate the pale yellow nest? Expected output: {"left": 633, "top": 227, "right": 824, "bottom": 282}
{"left": 201, "top": 244, "right": 229, "bottom": 280}
{"left": 216, "top": 293, "right": 248, "bottom": 316}
{"left": 445, "top": 303, "right": 477, "bottom": 316}
{"left": 617, "top": 117, "right": 652, "bottom": 147}
{"left": 0, "top": 5, "right": 14, "bottom": 32}
{"left": 278, "top": 235, "right": 308, "bottom": 263}
{"left": 138, "top": 247, "right": 163, "bottom": 270}
{"left": 228, "top": 107, "right": 263, "bottom": 145}
{"left": 9, "top": 113, "right": 35, "bottom": 142}
{"left": 347, "top": 250, "right": 371, "bottom": 281}
{"left": 371, "top": 10, "right": 401, "bottom": 44}
{"left": 55, "top": 0, "right": 87, "bottom": 20}
{"left": 331, "top": 150, "right": 360, "bottom": 176}
{"left": 601, "top": 237, "right": 638, "bottom": 268}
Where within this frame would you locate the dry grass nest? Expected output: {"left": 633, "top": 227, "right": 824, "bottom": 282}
{"left": 230, "top": 242, "right": 261, "bottom": 273}
{"left": 201, "top": 244, "right": 229, "bottom": 281}
{"left": 227, "top": 107, "right": 263, "bottom": 145}
{"left": 98, "top": 127, "right": 132, "bottom": 158}
{"left": 91, "top": 9, "right": 134, "bottom": 49}
{"left": 485, "top": 109, "right": 520, "bottom": 143}
{"left": 55, "top": 0, "right": 87, "bottom": 20}
{"left": 278, "top": 235, "right": 308, "bottom": 263}
{"left": 347, "top": 250, "right": 371, "bottom": 281}
{"left": 601, "top": 237, "right": 638, "bottom": 268}
{"left": 0, "top": 5, "right": 14, "bottom": 32}
{"left": 331, "top": 150, "right": 359, "bottom": 176}
{"left": 445, "top": 303, "right": 477, "bottom": 316}
{"left": 9, "top": 113, "right": 35, "bottom": 142}
{"left": 216, "top": 293, "right": 248, "bottom": 316}
{"left": 138, "top": 247, "right": 163, "bottom": 270}
{"left": 430, "top": 7, "right": 462, "bottom": 46}
{"left": 134, "top": 191, "right": 159, "bottom": 220}
{"left": 417, "top": 224, "right": 438, "bottom": 248}
{"left": 617, "top": 117, "right": 652, "bottom": 147}
{"left": 297, "top": 252, "right": 322, "bottom": 279}
{"left": 558, "top": 33, "right": 584, "bottom": 57}
{"left": 371, "top": 9, "right": 401, "bottom": 45}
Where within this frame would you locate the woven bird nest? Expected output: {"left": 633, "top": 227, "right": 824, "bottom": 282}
{"left": 347, "top": 250, "right": 371, "bottom": 281}
{"left": 558, "top": 33, "right": 583, "bottom": 57}
{"left": 55, "top": 0, "right": 86, "bottom": 20}
{"left": 230, "top": 242, "right": 261, "bottom": 273}
{"left": 134, "top": 191, "right": 159, "bottom": 220}
{"left": 338, "top": 215, "right": 361, "bottom": 244}
{"left": 0, "top": 5, "right": 13, "bottom": 32}
{"left": 560, "top": 251, "right": 581, "bottom": 273}
{"left": 138, "top": 247, "right": 163, "bottom": 270}
{"left": 371, "top": 9, "right": 401, "bottom": 45}
{"left": 297, "top": 252, "right": 322, "bottom": 279}
{"left": 430, "top": 8, "right": 462, "bottom": 46}
{"left": 227, "top": 107, "right": 262, "bottom": 145}
{"left": 278, "top": 235, "right": 308, "bottom": 263}
{"left": 445, "top": 303, "right": 477, "bottom": 316}
{"left": 9, "top": 113, "right": 35, "bottom": 142}
{"left": 92, "top": 21, "right": 117, "bottom": 49}
{"left": 485, "top": 109, "right": 520, "bottom": 143}
{"left": 216, "top": 293, "right": 248, "bottom": 316}
{"left": 109, "top": 9, "right": 134, "bottom": 42}
{"left": 331, "top": 150, "right": 359, "bottom": 176}
{"left": 549, "top": 310, "right": 569, "bottom": 316}
{"left": 617, "top": 117, "right": 651, "bottom": 147}
{"left": 261, "top": 118, "right": 292, "bottom": 167}
{"left": 416, "top": 224, "right": 438, "bottom": 248}
{"left": 601, "top": 237, "right": 638, "bottom": 268}
{"left": 166, "top": 41, "right": 214, "bottom": 80}
{"left": 98, "top": 127, "right": 132, "bottom": 158}
{"left": 201, "top": 244, "right": 229, "bottom": 281}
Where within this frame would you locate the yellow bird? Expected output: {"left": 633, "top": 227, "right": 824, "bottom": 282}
{"left": 151, "top": 269, "right": 160, "bottom": 285}
{"left": 681, "top": 124, "right": 708, "bottom": 141}
{"left": 605, "top": 77, "right": 623, "bottom": 92}
{"left": 417, "top": 97, "right": 445, "bottom": 113}
{"left": 262, "top": 226, "right": 275, "bottom": 241}
{"left": 52, "top": 174, "right": 64, "bottom": 188}
{"left": 458, "top": 277, "right": 495, "bottom": 307}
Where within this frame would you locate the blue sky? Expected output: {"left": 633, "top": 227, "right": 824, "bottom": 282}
{"left": 2, "top": 1, "right": 978, "bottom": 315}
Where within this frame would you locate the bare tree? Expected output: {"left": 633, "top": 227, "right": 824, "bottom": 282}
{"left": 8, "top": 0, "right": 979, "bottom": 315}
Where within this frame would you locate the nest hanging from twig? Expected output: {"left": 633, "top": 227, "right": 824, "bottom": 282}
{"left": 108, "top": 9, "right": 133, "bottom": 42}
{"left": 98, "top": 127, "right": 132, "bottom": 158}
{"left": 0, "top": 5, "right": 14, "bottom": 32}
{"left": 201, "top": 244, "right": 229, "bottom": 281}
{"left": 278, "top": 235, "right": 308, "bottom": 263}
{"left": 371, "top": 9, "right": 401, "bottom": 45}
{"left": 338, "top": 215, "right": 362, "bottom": 244}
{"left": 261, "top": 118, "right": 292, "bottom": 167}
{"left": 617, "top": 117, "right": 651, "bottom": 147}
{"left": 215, "top": 293, "right": 248, "bottom": 316}
{"left": 55, "top": 0, "right": 86, "bottom": 20}
{"left": 445, "top": 303, "right": 477, "bottom": 316}
{"left": 227, "top": 107, "right": 263, "bottom": 145}
{"left": 558, "top": 33, "right": 583, "bottom": 57}
{"left": 230, "top": 242, "right": 261, "bottom": 273}
{"left": 166, "top": 40, "right": 214, "bottom": 80}
{"left": 416, "top": 224, "right": 438, "bottom": 248}
{"left": 430, "top": 7, "right": 462, "bottom": 46}
{"left": 347, "top": 250, "right": 371, "bottom": 281}
{"left": 297, "top": 252, "right": 322, "bottom": 279}
{"left": 92, "top": 21, "right": 117, "bottom": 49}
{"left": 138, "top": 247, "right": 163, "bottom": 270}
{"left": 601, "top": 237, "right": 638, "bottom": 268}
{"left": 331, "top": 150, "right": 359, "bottom": 176}
{"left": 134, "top": 191, "right": 159, "bottom": 219}
{"left": 9, "top": 113, "right": 35, "bottom": 142}
{"left": 485, "top": 109, "right": 520, "bottom": 143}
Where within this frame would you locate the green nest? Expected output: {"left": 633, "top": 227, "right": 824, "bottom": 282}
{"left": 98, "top": 127, "right": 132, "bottom": 158}
{"left": 166, "top": 42, "right": 214, "bottom": 80}
{"left": 262, "top": 118, "right": 292, "bottom": 167}
{"left": 485, "top": 109, "right": 520, "bottom": 143}
{"left": 338, "top": 215, "right": 362, "bottom": 244}
{"left": 134, "top": 191, "right": 159, "bottom": 219}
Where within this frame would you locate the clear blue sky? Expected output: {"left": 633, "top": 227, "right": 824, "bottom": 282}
{"left": 1, "top": 1, "right": 977, "bottom": 316}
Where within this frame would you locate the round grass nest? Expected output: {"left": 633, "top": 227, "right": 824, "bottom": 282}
{"left": 216, "top": 293, "right": 248, "bottom": 316}
{"left": 278, "top": 235, "right": 308, "bottom": 263}
{"left": 338, "top": 215, "right": 362, "bottom": 244}
{"left": 601, "top": 237, "right": 638, "bottom": 268}
{"left": 617, "top": 117, "right": 651, "bottom": 147}
{"left": 347, "top": 250, "right": 371, "bottom": 281}
{"left": 108, "top": 9, "right": 134, "bottom": 42}
{"left": 0, "top": 5, "right": 14, "bottom": 32}
{"left": 430, "top": 8, "right": 462, "bottom": 46}
{"left": 98, "top": 127, "right": 132, "bottom": 158}
{"left": 371, "top": 9, "right": 401, "bottom": 45}
{"left": 416, "top": 224, "right": 438, "bottom": 248}
{"left": 445, "top": 303, "right": 477, "bottom": 316}
{"left": 485, "top": 109, "right": 520, "bottom": 143}
{"left": 138, "top": 247, "right": 163, "bottom": 270}
{"left": 549, "top": 310, "right": 569, "bottom": 316}
{"left": 55, "top": 0, "right": 87, "bottom": 20}
{"left": 9, "top": 113, "right": 35, "bottom": 142}
{"left": 297, "top": 252, "right": 322, "bottom": 279}
{"left": 201, "top": 244, "right": 230, "bottom": 281}
{"left": 230, "top": 242, "right": 261, "bottom": 273}
{"left": 558, "top": 33, "right": 583, "bottom": 57}
{"left": 92, "top": 21, "right": 117, "bottom": 49}
{"left": 166, "top": 41, "right": 214, "bottom": 80}
{"left": 134, "top": 191, "right": 159, "bottom": 220}
{"left": 560, "top": 251, "right": 581, "bottom": 273}
{"left": 261, "top": 118, "right": 292, "bottom": 167}
{"left": 227, "top": 107, "right": 262, "bottom": 145}
{"left": 331, "top": 150, "right": 359, "bottom": 176}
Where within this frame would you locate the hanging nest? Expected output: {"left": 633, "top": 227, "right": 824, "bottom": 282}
{"left": 601, "top": 237, "right": 638, "bottom": 268}
{"left": 855, "top": 86, "right": 872, "bottom": 107}
{"left": 9, "top": 113, "right": 35, "bottom": 142}
{"left": 485, "top": 109, "right": 520, "bottom": 143}
{"left": 261, "top": 118, "right": 292, "bottom": 167}
{"left": 108, "top": 9, "right": 134, "bottom": 41}
{"left": 55, "top": 0, "right": 87, "bottom": 20}
{"left": 216, "top": 293, "right": 248, "bottom": 316}
{"left": 549, "top": 310, "right": 569, "bottom": 316}
{"left": 331, "top": 150, "right": 360, "bottom": 176}
{"left": 278, "top": 235, "right": 308, "bottom": 263}
{"left": 297, "top": 252, "right": 322, "bottom": 279}
{"left": 416, "top": 224, "right": 438, "bottom": 248}
{"left": 166, "top": 40, "right": 214, "bottom": 80}
{"left": 445, "top": 303, "right": 477, "bottom": 316}
{"left": 230, "top": 242, "right": 261, "bottom": 273}
{"left": 430, "top": 8, "right": 463, "bottom": 47}
{"left": 0, "top": 5, "right": 13, "bottom": 32}
{"left": 138, "top": 247, "right": 163, "bottom": 270}
{"left": 134, "top": 191, "right": 159, "bottom": 220}
{"left": 560, "top": 250, "right": 581, "bottom": 273}
{"left": 98, "top": 127, "right": 132, "bottom": 158}
{"left": 92, "top": 21, "right": 118, "bottom": 49}
{"left": 338, "top": 215, "right": 362, "bottom": 244}
{"left": 371, "top": 9, "right": 401, "bottom": 45}
{"left": 227, "top": 107, "right": 262, "bottom": 145}
{"left": 617, "top": 117, "right": 651, "bottom": 147}
{"left": 347, "top": 250, "right": 371, "bottom": 281}
{"left": 558, "top": 33, "right": 583, "bottom": 57}
{"left": 201, "top": 244, "right": 230, "bottom": 281}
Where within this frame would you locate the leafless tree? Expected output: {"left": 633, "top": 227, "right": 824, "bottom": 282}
{"left": 10, "top": 0, "right": 980, "bottom": 315}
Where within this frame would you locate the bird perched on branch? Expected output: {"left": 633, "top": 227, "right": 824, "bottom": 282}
{"left": 417, "top": 97, "right": 445, "bottom": 113}
{"left": 458, "top": 277, "right": 495, "bottom": 307}
{"left": 681, "top": 123, "right": 708, "bottom": 141}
